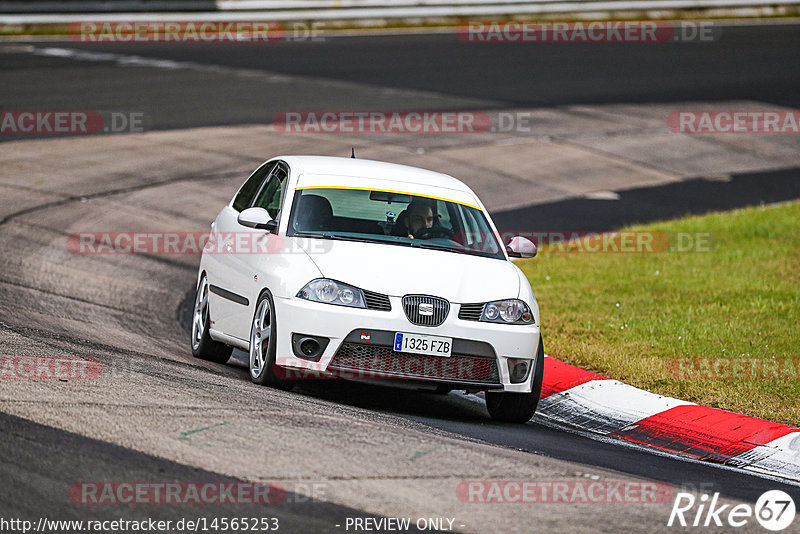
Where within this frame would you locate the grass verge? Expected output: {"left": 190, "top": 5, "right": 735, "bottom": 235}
{"left": 518, "top": 201, "right": 800, "bottom": 425}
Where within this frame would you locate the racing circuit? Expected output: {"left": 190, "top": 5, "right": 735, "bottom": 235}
{"left": 1, "top": 22, "right": 800, "bottom": 533}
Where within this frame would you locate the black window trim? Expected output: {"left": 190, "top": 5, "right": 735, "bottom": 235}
{"left": 250, "top": 162, "right": 285, "bottom": 207}
{"left": 232, "top": 160, "right": 278, "bottom": 213}
{"left": 249, "top": 160, "right": 290, "bottom": 233}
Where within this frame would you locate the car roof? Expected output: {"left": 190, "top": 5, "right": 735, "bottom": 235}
{"left": 277, "top": 155, "right": 471, "bottom": 192}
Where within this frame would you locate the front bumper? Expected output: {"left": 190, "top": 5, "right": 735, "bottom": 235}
{"left": 273, "top": 295, "right": 540, "bottom": 393}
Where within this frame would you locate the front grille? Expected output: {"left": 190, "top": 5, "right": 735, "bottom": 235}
{"left": 363, "top": 289, "right": 391, "bottom": 311}
{"left": 402, "top": 295, "right": 449, "bottom": 327}
{"left": 458, "top": 303, "right": 485, "bottom": 321}
{"left": 328, "top": 343, "right": 500, "bottom": 384}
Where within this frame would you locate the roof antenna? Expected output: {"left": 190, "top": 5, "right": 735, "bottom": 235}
{"left": 351, "top": 147, "right": 356, "bottom": 159}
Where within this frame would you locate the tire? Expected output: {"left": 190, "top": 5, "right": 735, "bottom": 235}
{"left": 486, "top": 336, "right": 545, "bottom": 423}
{"left": 190, "top": 274, "right": 233, "bottom": 364}
{"left": 249, "top": 290, "right": 293, "bottom": 390}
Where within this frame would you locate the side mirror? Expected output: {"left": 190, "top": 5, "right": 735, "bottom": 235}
{"left": 237, "top": 207, "right": 278, "bottom": 231}
{"left": 506, "top": 236, "right": 537, "bottom": 258}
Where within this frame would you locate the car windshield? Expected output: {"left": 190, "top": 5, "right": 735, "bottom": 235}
{"left": 287, "top": 187, "right": 505, "bottom": 259}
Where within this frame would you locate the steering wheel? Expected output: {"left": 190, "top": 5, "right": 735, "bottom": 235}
{"left": 413, "top": 226, "right": 454, "bottom": 240}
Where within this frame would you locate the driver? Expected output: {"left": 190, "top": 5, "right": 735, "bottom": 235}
{"left": 404, "top": 200, "right": 435, "bottom": 238}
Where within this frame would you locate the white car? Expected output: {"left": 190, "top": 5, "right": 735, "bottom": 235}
{"left": 191, "top": 156, "right": 544, "bottom": 422}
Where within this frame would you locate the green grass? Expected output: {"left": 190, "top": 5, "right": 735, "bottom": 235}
{"left": 518, "top": 201, "right": 800, "bottom": 425}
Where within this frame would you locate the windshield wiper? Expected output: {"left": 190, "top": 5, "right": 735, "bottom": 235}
{"left": 292, "top": 232, "right": 490, "bottom": 255}
{"left": 415, "top": 241, "right": 499, "bottom": 258}
{"left": 414, "top": 242, "right": 458, "bottom": 253}
{"left": 293, "top": 232, "right": 372, "bottom": 243}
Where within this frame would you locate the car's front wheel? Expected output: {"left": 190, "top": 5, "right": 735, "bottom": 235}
{"left": 249, "top": 290, "right": 293, "bottom": 390}
{"left": 191, "top": 274, "right": 233, "bottom": 364}
{"left": 486, "top": 336, "right": 545, "bottom": 423}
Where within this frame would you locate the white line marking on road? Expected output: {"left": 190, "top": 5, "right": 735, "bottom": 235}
{"left": 584, "top": 190, "right": 621, "bottom": 200}
{"left": 22, "top": 46, "right": 492, "bottom": 103}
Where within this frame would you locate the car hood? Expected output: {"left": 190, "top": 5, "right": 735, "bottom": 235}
{"left": 293, "top": 238, "right": 520, "bottom": 302}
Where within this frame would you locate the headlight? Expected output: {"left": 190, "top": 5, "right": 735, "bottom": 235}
{"left": 481, "top": 299, "right": 534, "bottom": 325}
{"left": 297, "top": 279, "right": 366, "bottom": 308}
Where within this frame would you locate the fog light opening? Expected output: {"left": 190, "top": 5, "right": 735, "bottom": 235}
{"left": 508, "top": 358, "right": 532, "bottom": 383}
{"left": 291, "top": 334, "right": 329, "bottom": 361}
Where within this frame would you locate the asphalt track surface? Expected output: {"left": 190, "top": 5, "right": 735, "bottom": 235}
{"left": 1, "top": 23, "right": 800, "bottom": 533}
{"left": 1, "top": 24, "right": 799, "bottom": 133}
{"left": 492, "top": 167, "right": 800, "bottom": 231}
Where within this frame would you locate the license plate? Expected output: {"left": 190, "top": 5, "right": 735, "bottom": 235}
{"left": 393, "top": 332, "right": 452, "bottom": 357}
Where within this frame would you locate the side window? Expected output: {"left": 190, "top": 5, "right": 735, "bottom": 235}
{"left": 232, "top": 161, "right": 276, "bottom": 212}
{"left": 252, "top": 164, "right": 288, "bottom": 219}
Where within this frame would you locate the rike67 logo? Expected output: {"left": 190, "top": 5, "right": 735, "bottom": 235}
{"left": 668, "top": 490, "right": 796, "bottom": 530}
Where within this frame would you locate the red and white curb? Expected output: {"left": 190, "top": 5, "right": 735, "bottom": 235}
{"left": 536, "top": 356, "right": 800, "bottom": 482}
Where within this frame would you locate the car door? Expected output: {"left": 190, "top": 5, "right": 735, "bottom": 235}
{"left": 225, "top": 161, "right": 290, "bottom": 341}
{"left": 206, "top": 161, "right": 277, "bottom": 340}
